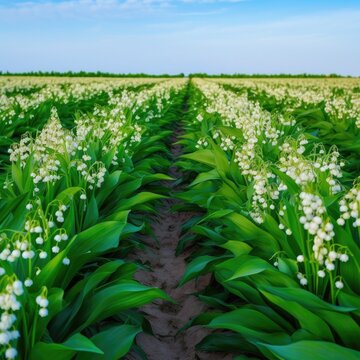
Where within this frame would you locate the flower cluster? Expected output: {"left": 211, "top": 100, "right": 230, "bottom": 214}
{"left": 297, "top": 192, "right": 350, "bottom": 284}
{"left": 337, "top": 182, "right": 360, "bottom": 227}
{"left": 36, "top": 291, "right": 49, "bottom": 318}
{"left": 279, "top": 139, "right": 316, "bottom": 185}
{"left": 0, "top": 277, "right": 22, "bottom": 359}
{"left": 195, "top": 138, "right": 209, "bottom": 149}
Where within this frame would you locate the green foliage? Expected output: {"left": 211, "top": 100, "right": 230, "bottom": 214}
{"left": 0, "top": 79, "right": 187, "bottom": 359}
{"left": 178, "top": 79, "right": 360, "bottom": 359}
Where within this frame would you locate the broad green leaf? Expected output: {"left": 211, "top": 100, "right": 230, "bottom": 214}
{"left": 226, "top": 213, "right": 279, "bottom": 254}
{"left": 30, "top": 334, "right": 103, "bottom": 360}
{"left": 317, "top": 310, "right": 360, "bottom": 350}
{"left": 219, "top": 279, "right": 266, "bottom": 305}
{"left": 216, "top": 255, "right": 272, "bottom": 281}
{"left": 36, "top": 221, "right": 126, "bottom": 289}
{"left": 181, "top": 149, "right": 216, "bottom": 167}
{"left": 76, "top": 325, "right": 141, "bottom": 360}
{"left": 220, "top": 241, "right": 252, "bottom": 256}
{"left": 208, "top": 308, "right": 290, "bottom": 344}
{"left": 199, "top": 209, "right": 234, "bottom": 223}
{"left": 68, "top": 220, "right": 126, "bottom": 256}
{"left": 71, "top": 281, "right": 171, "bottom": 333}
{"left": 261, "top": 290, "right": 334, "bottom": 342}
{"left": 190, "top": 169, "right": 220, "bottom": 186}
{"left": 50, "top": 261, "right": 125, "bottom": 341}
{"left": 197, "top": 333, "right": 258, "bottom": 354}
{"left": 263, "top": 287, "right": 356, "bottom": 313}
{"left": 114, "top": 192, "right": 166, "bottom": 211}
{"left": 83, "top": 194, "right": 99, "bottom": 229}
{"left": 96, "top": 170, "right": 122, "bottom": 207}
{"left": 277, "top": 258, "right": 298, "bottom": 277}
{"left": 261, "top": 340, "right": 360, "bottom": 360}
{"left": 179, "top": 255, "right": 227, "bottom": 286}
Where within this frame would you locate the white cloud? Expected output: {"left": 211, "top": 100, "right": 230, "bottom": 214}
{"left": 0, "top": 0, "right": 245, "bottom": 19}
{"left": 0, "top": 0, "right": 168, "bottom": 19}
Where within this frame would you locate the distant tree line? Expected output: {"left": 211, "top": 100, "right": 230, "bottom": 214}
{"left": 0, "top": 71, "right": 356, "bottom": 78}
{"left": 188, "top": 73, "right": 352, "bottom": 78}
{"left": 0, "top": 71, "right": 185, "bottom": 78}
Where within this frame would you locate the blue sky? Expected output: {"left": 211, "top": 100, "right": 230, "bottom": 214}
{"left": 0, "top": 0, "right": 359, "bottom": 75}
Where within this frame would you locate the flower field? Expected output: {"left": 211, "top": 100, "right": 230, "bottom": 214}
{"left": 1, "top": 76, "right": 360, "bottom": 359}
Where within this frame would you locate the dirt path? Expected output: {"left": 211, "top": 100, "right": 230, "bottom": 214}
{"left": 126, "top": 100, "right": 231, "bottom": 360}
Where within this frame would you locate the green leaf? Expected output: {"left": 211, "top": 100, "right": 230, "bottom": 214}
{"left": 180, "top": 312, "right": 223, "bottom": 332}
{"left": 83, "top": 194, "right": 99, "bottom": 229}
{"left": 0, "top": 193, "right": 29, "bottom": 229}
{"left": 208, "top": 308, "right": 290, "bottom": 344}
{"left": 220, "top": 241, "right": 252, "bottom": 256}
{"left": 210, "top": 141, "right": 230, "bottom": 177}
{"left": 226, "top": 213, "right": 279, "bottom": 254}
{"left": 36, "top": 221, "right": 126, "bottom": 289}
{"left": 69, "top": 220, "right": 126, "bottom": 256}
{"left": 96, "top": 170, "right": 122, "bottom": 207}
{"left": 261, "top": 290, "right": 334, "bottom": 342}
{"left": 217, "top": 125, "right": 244, "bottom": 139}
{"left": 282, "top": 199, "right": 305, "bottom": 255}
{"left": 179, "top": 255, "right": 227, "bottom": 286}
{"left": 116, "top": 178, "right": 142, "bottom": 199}
{"left": 114, "top": 192, "right": 166, "bottom": 211}
{"left": 277, "top": 258, "right": 298, "bottom": 277}
{"left": 141, "top": 173, "right": 174, "bottom": 184}
{"left": 263, "top": 287, "right": 356, "bottom": 313}
{"left": 317, "top": 310, "right": 360, "bottom": 350}
{"left": 216, "top": 255, "right": 272, "bottom": 281}
{"left": 30, "top": 334, "right": 103, "bottom": 360}
{"left": 50, "top": 261, "right": 125, "bottom": 341}
{"left": 197, "top": 333, "right": 258, "bottom": 354}
{"left": 219, "top": 279, "right": 266, "bottom": 305}
{"left": 261, "top": 340, "right": 360, "bottom": 360}
{"left": 76, "top": 325, "right": 141, "bottom": 360}
{"left": 199, "top": 209, "right": 234, "bottom": 223}
{"left": 190, "top": 169, "right": 220, "bottom": 186}
{"left": 71, "top": 281, "right": 171, "bottom": 333}
{"left": 181, "top": 149, "right": 216, "bottom": 167}
{"left": 12, "top": 162, "right": 24, "bottom": 192}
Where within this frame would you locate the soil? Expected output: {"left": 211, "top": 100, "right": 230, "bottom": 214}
{"left": 126, "top": 120, "right": 232, "bottom": 360}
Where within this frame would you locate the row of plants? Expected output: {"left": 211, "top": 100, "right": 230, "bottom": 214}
{"left": 217, "top": 78, "right": 360, "bottom": 174}
{"left": 0, "top": 77, "right": 159, "bottom": 166}
{"left": 0, "top": 78, "right": 187, "bottom": 359}
{"left": 177, "top": 79, "right": 360, "bottom": 359}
